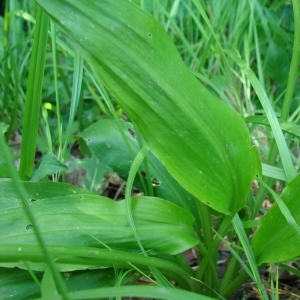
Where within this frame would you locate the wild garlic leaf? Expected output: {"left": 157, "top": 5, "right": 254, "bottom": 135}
{"left": 36, "top": 0, "right": 261, "bottom": 214}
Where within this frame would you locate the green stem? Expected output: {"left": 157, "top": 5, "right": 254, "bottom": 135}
{"left": 196, "top": 201, "right": 219, "bottom": 293}
{"left": 197, "top": 202, "right": 213, "bottom": 250}
{"left": 196, "top": 215, "right": 233, "bottom": 287}
{"left": 220, "top": 269, "right": 250, "bottom": 299}
{"left": 219, "top": 241, "right": 242, "bottom": 293}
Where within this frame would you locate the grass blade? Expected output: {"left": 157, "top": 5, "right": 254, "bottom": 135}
{"left": 224, "top": 49, "right": 296, "bottom": 182}
{"left": 232, "top": 214, "right": 269, "bottom": 300}
{"left": 19, "top": 7, "right": 49, "bottom": 177}
{"left": 62, "top": 52, "right": 83, "bottom": 161}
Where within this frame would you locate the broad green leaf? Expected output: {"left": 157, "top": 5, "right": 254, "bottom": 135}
{"left": 252, "top": 174, "right": 300, "bottom": 264}
{"left": 0, "top": 179, "right": 198, "bottom": 256}
{"left": 36, "top": 0, "right": 261, "bottom": 215}
{"left": 77, "top": 118, "right": 201, "bottom": 227}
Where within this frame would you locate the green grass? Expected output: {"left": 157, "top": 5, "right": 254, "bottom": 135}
{"left": 0, "top": 0, "right": 299, "bottom": 299}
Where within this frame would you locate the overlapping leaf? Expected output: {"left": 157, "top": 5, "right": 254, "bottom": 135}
{"left": 77, "top": 118, "right": 201, "bottom": 228}
{"left": 36, "top": 0, "right": 261, "bottom": 214}
{"left": 0, "top": 179, "right": 198, "bottom": 256}
{"left": 252, "top": 174, "right": 300, "bottom": 264}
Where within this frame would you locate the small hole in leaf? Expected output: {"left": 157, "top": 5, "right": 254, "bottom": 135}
{"left": 127, "top": 128, "right": 136, "bottom": 138}
{"left": 141, "top": 171, "right": 147, "bottom": 177}
{"left": 26, "top": 224, "right": 33, "bottom": 230}
{"left": 30, "top": 198, "right": 37, "bottom": 202}
{"left": 151, "top": 177, "right": 161, "bottom": 186}
{"left": 148, "top": 33, "right": 152, "bottom": 38}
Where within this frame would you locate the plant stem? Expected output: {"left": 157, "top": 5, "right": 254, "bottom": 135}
{"left": 196, "top": 214, "right": 233, "bottom": 291}
{"left": 196, "top": 201, "right": 219, "bottom": 293}
{"left": 219, "top": 241, "right": 243, "bottom": 293}
{"left": 220, "top": 269, "right": 250, "bottom": 299}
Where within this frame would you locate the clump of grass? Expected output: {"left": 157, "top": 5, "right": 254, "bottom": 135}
{"left": 0, "top": 0, "right": 299, "bottom": 299}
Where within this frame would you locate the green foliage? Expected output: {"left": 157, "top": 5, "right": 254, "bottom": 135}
{"left": 31, "top": 150, "right": 68, "bottom": 181}
{"left": 252, "top": 174, "right": 300, "bottom": 265}
{"left": 0, "top": 179, "right": 198, "bottom": 257}
{"left": 77, "top": 118, "right": 202, "bottom": 226}
{"left": 0, "top": 0, "right": 299, "bottom": 299}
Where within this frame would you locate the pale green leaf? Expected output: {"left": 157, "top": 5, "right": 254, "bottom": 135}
{"left": 36, "top": 0, "right": 261, "bottom": 214}
{"left": 262, "top": 164, "right": 286, "bottom": 181}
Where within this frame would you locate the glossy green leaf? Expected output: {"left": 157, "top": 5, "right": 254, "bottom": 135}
{"left": 36, "top": 0, "right": 261, "bottom": 214}
{"left": 0, "top": 179, "right": 198, "bottom": 256}
{"left": 252, "top": 174, "right": 300, "bottom": 264}
{"left": 77, "top": 118, "right": 201, "bottom": 227}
